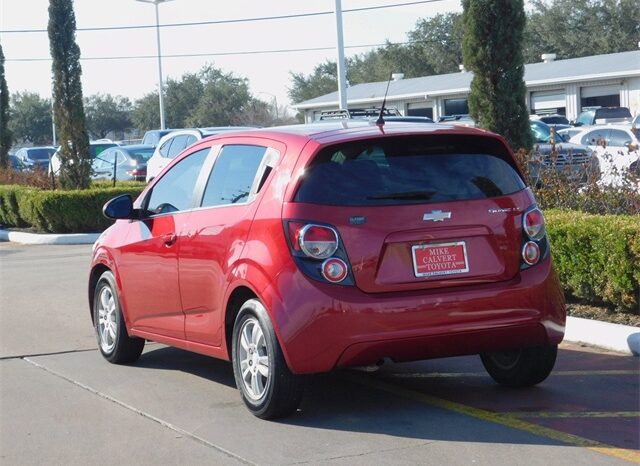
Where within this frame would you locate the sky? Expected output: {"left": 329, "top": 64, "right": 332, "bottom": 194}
{"left": 0, "top": 0, "right": 463, "bottom": 112}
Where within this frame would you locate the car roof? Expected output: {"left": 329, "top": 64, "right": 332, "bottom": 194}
{"left": 201, "top": 120, "right": 495, "bottom": 146}
{"left": 116, "top": 144, "right": 155, "bottom": 151}
{"left": 574, "top": 124, "right": 633, "bottom": 132}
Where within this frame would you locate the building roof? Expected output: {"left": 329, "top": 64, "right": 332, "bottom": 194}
{"left": 294, "top": 50, "right": 640, "bottom": 109}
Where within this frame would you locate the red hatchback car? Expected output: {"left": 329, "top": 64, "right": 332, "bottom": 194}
{"left": 90, "top": 121, "right": 565, "bottom": 419}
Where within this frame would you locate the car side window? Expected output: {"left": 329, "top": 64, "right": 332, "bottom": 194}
{"left": 93, "top": 149, "right": 113, "bottom": 170}
{"left": 185, "top": 135, "right": 197, "bottom": 147}
{"left": 167, "top": 135, "right": 190, "bottom": 159}
{"left": 581, "top": 130, "right": 608, "bottom": 146}
{"left": 201, "top": 145, "right": 267, "bottom": 208}
{"left": 159, "top": 138, "right": 173, "bottom": 157}
{"left": 576, "top": 111, "right": 594, "bottom": 126}
{"left": 114, "top": 150, "right": 127, "bottom": 165}
{"left": 147, "top": 148, "right": 209, "bottom": 215}
{"left": 608, "top": 130, "right": 632, "bottom": 147}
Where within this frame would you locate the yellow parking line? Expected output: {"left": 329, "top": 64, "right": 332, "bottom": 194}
{"left": 507, "top": 411, "right": 640, "bottom": 419}
{"left": 350, "top": 375, "right": 640, "bottom": 464}
{"left": 386, "top": 369, "right": 639, "bottom": 378}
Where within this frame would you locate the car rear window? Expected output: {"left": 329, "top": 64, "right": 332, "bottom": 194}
{"left": 90, "top": 144, "right": 117, "bottom": 158}
{"left": 294, "top": 135, "right": 525, "bottom": 206}
{"left": 128, "top": 148, "right": 155, "bottom": 163}
{"left": 27, "top": 148, "right": 56, "bottom": 160}
{"left": 595, "top": 108, "right": 631, "bottom": 120}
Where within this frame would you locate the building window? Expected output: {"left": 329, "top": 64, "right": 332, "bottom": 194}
{"left": 580, "top": 94, "right": 620, "bottom": 109}
{"left": 443, "top": 98, "right": 469, "bottom": 116}
{"left": 407, "top": 102, "right": 434, "bottom": 119}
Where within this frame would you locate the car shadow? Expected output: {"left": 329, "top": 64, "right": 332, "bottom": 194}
{"left": 136, "top": 344, "right": 237, "bottom": 389}
{"left": 135, "top": 344, "right": 639, "bottom": 451}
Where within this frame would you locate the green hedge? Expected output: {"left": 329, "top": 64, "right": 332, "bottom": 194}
{"left": 545, "top": 209, "right": 640, "bottom": 312}
{"left": 0, "top": 183, "right": 146, "bottom": 233}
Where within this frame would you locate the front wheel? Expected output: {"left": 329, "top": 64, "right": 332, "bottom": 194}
{"left": 480, "top": 345, "right": 557, "bottom": 388}
{"left": 231, "top": 299, "right": 304, "bottom": 419}
{"left": 93, "top": 271, "right": 145, "bottom": 364}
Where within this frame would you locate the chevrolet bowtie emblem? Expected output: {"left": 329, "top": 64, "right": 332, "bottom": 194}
{"left": 423, "top": 210, "right": 452, "bottom": 222}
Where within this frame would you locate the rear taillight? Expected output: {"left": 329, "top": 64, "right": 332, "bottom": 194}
{"left": 523, "top": 207, "right": 545, "bottom": 241}
{"left": 285, "top": 220, "right": 353, "bottom": 285}
{"left": 521, "top": 206, "right": 547, "bottom": 268}
{"left": 321, "top": 258, "right": 348, "bottom": 283}
{"left": 522, "top": 241, "right": 541, "bottom": 266}
{"left": 288, "top": 222, "right": 338, "bottom": 259}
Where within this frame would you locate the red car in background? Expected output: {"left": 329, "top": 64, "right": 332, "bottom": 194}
{"left": 89, "top": 121, "right": 565, "bottom": 419}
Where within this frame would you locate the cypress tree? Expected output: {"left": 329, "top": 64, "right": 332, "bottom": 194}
{"left": 462, "top": 0, "right": 532, "bottom": 151}
{"left": 0, "top": 42, "right": 11, "bottom": 169}
{"left": 48, "top": 0, "right": 90, "bottom": 188}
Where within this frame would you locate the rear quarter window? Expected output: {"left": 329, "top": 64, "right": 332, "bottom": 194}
{"left": 294, "top": 135, "right": 526, "bottom": 206}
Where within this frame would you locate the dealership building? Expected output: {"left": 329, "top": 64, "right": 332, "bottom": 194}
{"left": 294, "top": 50, "right": 640, "bottom": 123}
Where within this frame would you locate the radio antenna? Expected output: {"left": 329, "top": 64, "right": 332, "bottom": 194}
{"left": 376, "top": 73, "right": 393, "bottom": 126}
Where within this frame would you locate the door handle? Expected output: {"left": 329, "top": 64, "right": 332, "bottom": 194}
{"left": 162, "top": 233, "right": 177, "bottom": 246}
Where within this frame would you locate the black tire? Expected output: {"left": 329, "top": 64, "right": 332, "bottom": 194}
{"left": 231, "top": 299, "right": 304, "bottom": 419}
{"left": 480, "top": 345, "right": 557, "bottom": 388}
{"left": 93, "top": 271, "right": 145, "bottom": 364}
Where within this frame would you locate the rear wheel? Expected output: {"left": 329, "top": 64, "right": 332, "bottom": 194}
{"left": 231, "top": 299, "right": 304, "bottom": 419}
{"left": 480, "top": 345, "right": 557, "bottom": 388}
{"left": 93, "top": 271, "right": 145, "bottom": 364}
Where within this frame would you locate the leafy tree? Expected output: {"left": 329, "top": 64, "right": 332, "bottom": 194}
{"left": 131, "top": 92, "right": 159, "bottom": 132}
{"left": 462, "top": 0, "right": 532, "bottom": 151}
{"left": 164, "top": 72, "right": 204, "bottom": 128}
{"left": 84, "top": 94, "right": 132, "bottom": 139}
{"left": 288, "top": 61, "right": 339, "bottom": 104}
{"left": 0, "top": 42, "right": 11, "bottom": 168}
{"left": 8, "top": 92, "right": 53, "bottom": 145}
{"left": 407, "top": 13, "right": 464, "bottom": 75}
{"left": 524, "top": 0, "right": 640, "bottom": 63}
{"left": 132, "top": 64, "right": 252, "bottom": 130}
{"left": 48, "top": 0, "right": 90, "bottom": 189}
{"left": 188, "top": 66, "right": 252, "bottom": 126}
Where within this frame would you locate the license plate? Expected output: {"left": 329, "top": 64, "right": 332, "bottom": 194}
{"left": 412, "top": 241, "right": 469, "bottom": 278}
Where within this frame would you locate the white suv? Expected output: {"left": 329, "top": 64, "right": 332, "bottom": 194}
{"left": 145, "top": 127, "right": 254, "bottom": 182}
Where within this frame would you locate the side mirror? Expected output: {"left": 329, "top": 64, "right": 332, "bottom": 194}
{"left": 103, "top": 194, "right": 135, "bottom": 219}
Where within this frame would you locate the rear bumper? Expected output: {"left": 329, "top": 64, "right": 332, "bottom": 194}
{"left": 262, "top": 255, "right": 565, "bottom": 374}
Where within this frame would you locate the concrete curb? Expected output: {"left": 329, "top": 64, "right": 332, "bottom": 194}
{"left": 565, "top": 316, "right": 639, "bottom": 356}
{"left": 0, "top": 229, "right": 99, "bottom": 245}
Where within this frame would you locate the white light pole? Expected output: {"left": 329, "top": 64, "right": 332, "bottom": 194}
{"left": 136, "top": 0, "right": 174, "bottom": 129}
{"left": 334, "top": 0, "right": 348, "bottom": 111}
{"left": 257, "top": 91, "right": 279, "bottom": 122}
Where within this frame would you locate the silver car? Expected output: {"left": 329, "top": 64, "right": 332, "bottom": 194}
{"left": 92, "top": 145, "right": 155, "bottom": 182}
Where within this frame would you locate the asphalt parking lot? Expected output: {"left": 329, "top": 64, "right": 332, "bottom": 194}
{"left": 1, "top": 243, "right": 638, "bottom": 465}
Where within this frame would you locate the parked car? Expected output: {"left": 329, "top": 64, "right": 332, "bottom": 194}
{"left": 438, "top": 114, "right": 476, "bottom": 126}
{"left": 8, "top": 155, "right": 27, "bottom": 171}
{"left": 529, "top": 120, "right": 599, "bottom": 184}
{"left": 14, "top": 146, "right": 57, "bottom": 171}
{"left": 145, "top": 127, "right": 255, "bottom": 182}
{"left": 141, "top": 129, "right": 176, "bottom": 147}
{"left": 573, "top": 106, "right": 632, "bottom": 126}
{"left": 92, "top": 121, "right": 566, "bottom": 419}
{"left": 91, "top": 144, "right": 155, "bottom": 181}
{"left": 537, "top": 114, "right": 569, "bottom": 126}
{"left": 556, "top": 127, "right": 583, "bottom": 141}
{"left": 318, "top": 108, "right": 433, "bottom": 123}
{"left": 630, "top": 113, "right": 640, "bottom": 139}
{"left": 566, "top": 125, "right": 639, "bottom": 186}
{"left": 49, "top": 141, "right": 119, "bottom": 175}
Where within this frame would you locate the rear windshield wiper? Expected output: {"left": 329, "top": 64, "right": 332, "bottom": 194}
{"left": 367, "top": 190, "right": 436, "bottom": 200}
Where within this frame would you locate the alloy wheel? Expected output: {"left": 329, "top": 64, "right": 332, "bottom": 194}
{"left": 238, "top": 317, "right": 270, "bottom": 400}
